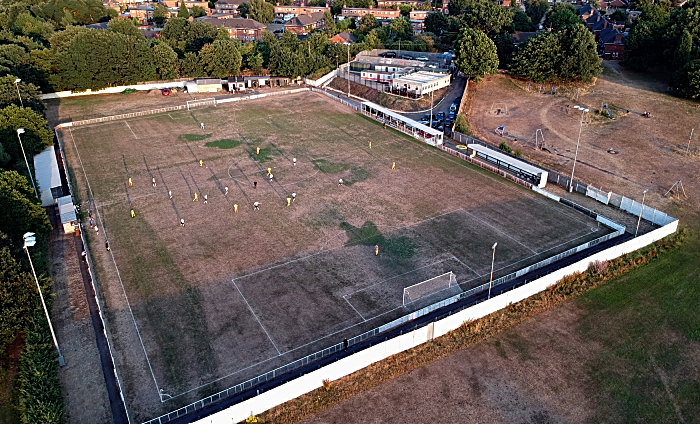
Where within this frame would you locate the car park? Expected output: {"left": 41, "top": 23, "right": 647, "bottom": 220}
{"left": 444, "top": 119, "right": 452, "bottom": 127}
{"left": 420, "top": 114, "right": 430, "bottom": 123}
{"left": 450, "top": 103, "right": 457, "bottom": 112}
{"left": 437, "top": 125, "right": 444, "bottom": 132}
{"left": 427, "top": 64, "right": 437, "bottom": 69}
{"left": 436, "top": 112, "right": 445, "bottom": 120}
{"left": 448, "top": 111, "right": 456, "bottom": 119}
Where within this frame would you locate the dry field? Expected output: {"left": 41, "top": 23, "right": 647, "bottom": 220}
{"left": 58, "top": 91, "right": 612, "bottom": 421}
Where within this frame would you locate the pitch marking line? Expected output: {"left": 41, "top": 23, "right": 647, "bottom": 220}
{"left": 449, "top": 254, "right": 481, "bottom": 278}
{"left": 124, "top": 121, "right": 138, "bottom": 139}
{"left": 460, "top": 208, "right": 538, "bottom": 255}
{"left": 67, "top": 128, "right": 162, "bottom": 398}
{"left": 231, "top": 279, "right": 281, "bottom": 356}
{"left": 344, "top": 297, "right": 366, "bottom": 322}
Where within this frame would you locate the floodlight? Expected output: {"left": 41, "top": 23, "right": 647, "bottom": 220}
{"left": 491, "top": 242, "right": 498, "bottom": 249}
{"left": 17, "top": 128, "right": 24, "bottom": 134}
{"left": 23, "top": 232, "right": 36, "bottom": 248}
{"left": 583, "top": 108, "right": 589, "bottom": 113}
{"left": 14, "top": 78, "right": 20, "bottom": 83}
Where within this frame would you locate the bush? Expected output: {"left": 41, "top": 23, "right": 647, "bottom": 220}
{"left": 514, "top": 149, "right": 523, "bottom": 157}
{"left": 121, "top": 88, "right": 138, "bottom": 94}
{"left": 16, "top": 307, "right": 63, "bottom": 424}
{"left": 454, "top": 113, "right": 469, "bottom": 134}
{"left": 499, "top": 141, "right": 512, "bottom": 153}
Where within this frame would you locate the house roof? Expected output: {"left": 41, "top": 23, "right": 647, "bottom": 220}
{"left": 599, "top": 27, "right": 625, "bottom": 44}
{"left": 512, "top": 31, "right": 538, "bottom": 44}
{"left": 287, "top": 11, "right": 325, "bottom": 26}
{"left": 332, "top": 32, "right": 358, "bottom": 43}
{"left": 215, "top": 0, "right": 246, "bottom": 5}
{"left": 57, "top": 196, "right": 77, "bottom": 224}
{"left": 201, "top": 17, "right": 266, "bottom": 29}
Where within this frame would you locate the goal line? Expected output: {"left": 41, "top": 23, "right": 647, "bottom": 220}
{"left": 403, "top": 271, "right": 457, "bottom": 306}
{"left": 187, "top": 98, "right": 217, "bottom": 110}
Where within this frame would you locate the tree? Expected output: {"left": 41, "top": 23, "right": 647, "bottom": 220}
{"left": 512, "top": 11, "right": 535, "bottom": 31}
{"left": 0, "top": 244, "right": 37, "bottom": 354}
{"left": 152, "top": 42, "right": 179, "bottom": 80}
{"left": 153, "top": 3, "right": 169, "bottom": 26}
{"left": 108, "top": 17, "right": 144, "bottom": 38}
{"left": 448, "top": 0, "right": 470, "bottom": 16}
{"left": 463, "top": 0, "right": 513, "bottom": 35}
{"left": 454, "top": 26, "right": 498, "bottom": 81}
{"left": 454, "top": 113, "right": 469, "bottom": 134}
{"left": 0, "top": 105, "right": 53, "bottom": 178}
{"left": 418, "top": 1, "right": 433, "bottom": 10}
{"left": 179, "top": 1, "right": 191, "bottom": 19}
{"left": 672, "top": 59, "right": 700, "bottom": 98}
{"left": 323, "top": 11, "right": 336, "bottom": 34}
{"left": 493, "top": 32, "right": 514, "bottom": 68}
{"left": 525, "top": 0, "right": 549, "bottom": 24}
{"left": 672, "top": 29, "right": 692, "bottom": 72}
{"left": 191, "top": 5, "right": 207, "bottom": 17}
{"left": 609, "top": 9, "right": 627, "bottom": 22}
{"left": 246, "top": 52, "right": 264, "bottom": 74}
{"left": 546, "top": 7, "right": 579, "bottom": 32}
{"left": 0, "top": 76, "right": 44, "bottom": 114}
{"left": 0, "top": 171, "right": 52, "bottom": 260}
{"left": 558, "top": 24, "right": 601, "bottom": 82}
{"left": 247, "top": 0, "right": 274, "bottom": 24}
{"left": 510, "top": 32, "right": 560, "bottom": 82}
{"left": 424, "top": 12, "right": 447, "bottom": 35}
{"left": 620, "top": 20, "right": 664, "bottom": 69}
{"left": 357, "top": 14, "right": 379, "bottom": 35}
{"left": 199, "top": 39, "right": 242, "bottom": 77}
{"left": 388, "top": 17, "right": 413, "bottom": 39}
{"left": 238, "top": 2, "right": 251, "bottom": 18}
{"left": 42, "top": 0, "right": 111, "bottom": 28}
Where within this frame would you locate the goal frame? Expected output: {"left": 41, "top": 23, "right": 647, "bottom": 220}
{"left": 403, "top": 271, "right": 457, "bottom": 306}
{"left": 490, "top": 102, "right": 508, "bottom": 115}
{"left": 186, "top": 98, "right": 217, "bottom": 110}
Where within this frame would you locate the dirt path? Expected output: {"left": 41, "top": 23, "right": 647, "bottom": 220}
{"left": 49, "top": 207, "right": 113, "bottom": 424}
{"left": 301, "top": 302, "right": 598, "bottom": 424}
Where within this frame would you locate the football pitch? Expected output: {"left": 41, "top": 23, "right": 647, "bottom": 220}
{"left": 60, "top": 92, "right": 614, "bottom": 417}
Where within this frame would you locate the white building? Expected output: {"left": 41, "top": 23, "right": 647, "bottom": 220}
{"left": 33, "top": 146, "right": 63, "bottom": 207}
{"left": 57, "top": 196, "right": 78, "bottom": 234}
{"left": 391, "top": 71, "right": 451, "bottom": 97}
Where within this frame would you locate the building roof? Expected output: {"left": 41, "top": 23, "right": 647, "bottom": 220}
{"left": 331, "top": 32, "right": 358, "bottom": 43}
{"left": 287, "top": 11, "right": 325, "bottom": 26}
{"left": 201, "top": 17, "right": 266, "bottom": 29}
{"left": 33, "top": 147, "right": 61, "bottom": 193}
{"left": 215, "top": 0, "right": 246, "bottom": 5}
{"left": 468, "top": 144, "right": 547, "bottom": 176}
{"left": 57, "top": 196, "right": 77, "bottom": 224}
{"left": 195, "top": 78, "right": 223, "bottom": 85}
{"left": 85, "top": 22, "right": 110, "bottom": 30}
{"left": 512, "top": 31, "right": 538, "bottom": 44}
{"left": 393, "top": 71, "right": 450, "bottom": 85}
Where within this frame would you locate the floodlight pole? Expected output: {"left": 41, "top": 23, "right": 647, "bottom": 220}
{"left": 14, "top": 78, "right": 23, "bottom": 108}
{"left": 569, "top": 106, "right": 588, "bottom": 193}
{"left": 635, "top": 189, "right": 648, "bottom": 238}
{"left": 17, "top": 129, "right": 38, "bottom": 198}
{"left": 347, "top": 44, "right": 350, "bottom": 98}
{"left": 23, "top": 234, "right": 65, "bottom": 366}
{"left": 686, "top": 128, "right": 694, "bottom": 154}
{"left": 429, "top": 90, "right": 434, "bottom": 124}
{"left": 488, "top": 242, "right": 497, "bottom": 300}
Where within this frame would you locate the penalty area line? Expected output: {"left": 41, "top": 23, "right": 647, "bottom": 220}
{"left": 231, "top": 279, "right": 281, "bottom": 355}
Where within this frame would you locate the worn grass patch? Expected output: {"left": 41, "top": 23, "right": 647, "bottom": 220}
{"left": 249, "top": 147, "right": 275, "bottom": 163}
{"left": 340, "top": 221, "right": 416, "bottom": 259}
{"left": 204, "top": 139, "right": 241, "bottom": 149}
{"left": 345, "top": 168, "right": 370, "bottom": 186}
{"left": 312, "top": 159, "right": 351, "bottom": 174}
{"left": 180, "top": 133, "right": 212, "bottom": 142}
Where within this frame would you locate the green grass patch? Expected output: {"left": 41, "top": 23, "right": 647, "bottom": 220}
{"left": 249, "top": 147, "right": 275, "bottom": 163}
{"left": 312, "top": 159, "right": 351, "bottom": 174}
{"left": 345, "top": 168, "right": 370, "bottom": 186}
{"left": 340, "top": 221, "right": 415, "bottom": 259}
{"left": 180, "top": 133, "right": 212, "bottom": 142}
{"left": 204, "top": 139, "right": 241, "bottom": 149}
{"left": 578, "top": 227, "right": 700, "bottom": 422}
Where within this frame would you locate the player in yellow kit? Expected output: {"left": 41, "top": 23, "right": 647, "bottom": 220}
{"left": 287, "top": 197, "right": 291, "bottom": 207}
{"left": 128, "top": 177, "right": 133, "bottom": 187}
{"left": 234, "top": 204, "right": 238, "bottom": 213}
{"left": 131, "top": 209, "right": 135, "bottom": 218}
{"left": 193, "top": 193, "right": 198, "bottom": 201}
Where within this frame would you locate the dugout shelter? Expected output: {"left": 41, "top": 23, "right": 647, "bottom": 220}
{"left": 467, "top": 144, "right": 548, "bottom": 188}
{"left": 361, "top": 102, "right": 443, "bottom": 146}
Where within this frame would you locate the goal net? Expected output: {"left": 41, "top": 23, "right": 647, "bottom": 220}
{"left": 403, "top": 272, "right": 457, "bottom": 306}
{"left": 187, "top": 98, "right": 217, "bottom": 110}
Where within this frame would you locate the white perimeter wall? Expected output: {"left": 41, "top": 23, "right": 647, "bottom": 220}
{"left": 192, "top": 219, "right": 678, "bottom": 424}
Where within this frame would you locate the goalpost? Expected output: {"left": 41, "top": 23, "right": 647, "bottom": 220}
{"left": 403, "top": 272, "right": 457, "bottom": 306}
{"left": 491, "top": 102, "right": 508, "bottom": 115}
{"left": 187, "top": 98, "right": 217, "bottom": 110}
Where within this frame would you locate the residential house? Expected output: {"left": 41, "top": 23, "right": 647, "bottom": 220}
{"left": 341, "top": 6, "right": 401, "bottom": 20}
{"left": 273, "top": 5, "right": 330, "bottom": 17}
{"left": 284, "top": 11, "right": 326, "bottom": 35}
{"left": 376, "top": 0, "right": 419, "bottom": 6}
{"left": 159, "top": 0, "right": 209, "bottom": 9}
{"left": 441, "top": 0, "right": 449, "bottom": 14}
{"left": 330, "top": 31, "right": 358, "bottom": 44}
{"left": 409, "top": 10, "right": 436, "bottom": 33}
{"left": 214, "top": 0, "right": 247, "bottom": 15}
{"left": 599, "top": 26, "right": 626, "bottom": 60}
{"left": 102, "top": 0, "right": 121, "bottom": 12}
{"left": 129, "top": 5, "right": 156, "bottom": 23}
{"left": 511, "top": 31, "right": 538, "bottom": 46}
{"left": 201, "top": 17, "right": 266, "bottom": 40}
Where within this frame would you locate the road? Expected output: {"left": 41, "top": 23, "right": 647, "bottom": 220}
{"left": 403, "top": 74, "right": 467, "bottom": 123}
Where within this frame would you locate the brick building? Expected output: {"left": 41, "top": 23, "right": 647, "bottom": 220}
{"left": 200, "top": 17, "right": 266, "bottom": 41}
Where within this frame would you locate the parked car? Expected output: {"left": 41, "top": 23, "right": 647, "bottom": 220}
{"left": 450, "top": 103, "right": 457, "bottom": 112}
{"left": 420, "top": 114, "right": 430, "bottom": 123}
{"left": 437, "top": 125, "right": 444, "bottom": 132}
{"left": 436, "top": 112, "right": 445, "bottom": 120}
{"left": 162, "top": 88, "right": 170, "bottom": 96}
{"left": 448, "top": 111, "right": 456, "bottom": 119}
{"left": 431, "top": 120, "right": 440, "bottom": 128}
{"left": 401, "top": 54, "right": 413, "bottom": 60}
{"left": 416, "top": 56, "right": 429, "bottom": 61}
{"left": 274, "top": 28, "right": 284, "bottom": 33}
{"left": 427, "top": 64, "right": 437, "bottom": 69}
{"left": 379, "top": 51, "right": 397, "bottom": 58}
{"left": 444, "top": 119, "right": 452, "bottom": 127}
